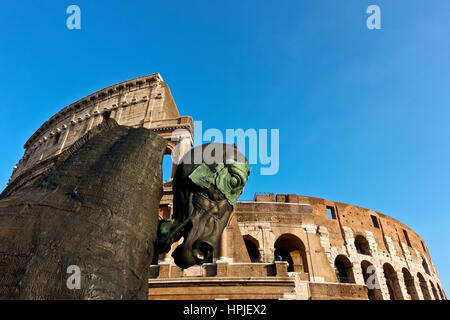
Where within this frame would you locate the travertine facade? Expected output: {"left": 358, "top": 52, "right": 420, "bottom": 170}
{"left": 150, "top": 193, "right": 446, "bottom": 300}
{"left": 2, "top": 73, "right": 193, "bottom": 199}
{"left": 4, "top": 74, "right": 445, "bottom": 300}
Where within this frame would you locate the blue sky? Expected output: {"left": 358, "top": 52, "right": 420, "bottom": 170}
{"left": 1, "top": 1, "right": 449, "bottom": 293}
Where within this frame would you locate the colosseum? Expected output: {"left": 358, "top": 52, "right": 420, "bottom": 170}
{"left": 2, "top": 74, "right": 446, "bottom": 300}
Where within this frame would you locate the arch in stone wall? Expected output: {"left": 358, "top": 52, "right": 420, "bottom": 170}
{"left": 422, "top": 257, "right": 431, "bottom": 276}
{"left": 274, "top": 233, "right": 308, "bottom": 273}
{"left": 429, "top": 281, "right": 440, "bottom": 300}
{"left": 436, "top": 283, "right": 445, "bottom": 300}
{"left": 354, "top": 235, "right": 371, "bottom": 256}
{"left": 334, "top": 255, "right": 355, "bottom": 284}
{"left": 382, "top": 263, "right": 404, "bottom": 300}
{"left": 402, "top": 268, "right": 419, "bottom": 300}
{"left": 417, "top": 272, "right": 432, "bottom": 300}
{"left": 243, "top": 234, "right": 261, "bottom": 263}
{"left": 360, "top": 260, "right": 383, "bottom": 300}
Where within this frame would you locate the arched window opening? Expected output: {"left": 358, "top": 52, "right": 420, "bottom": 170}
{"left": 386, "top": 282, "right": 395, "bottom": 300}
{"left": 274, "top": 234, "right": 308, "bottom": 273}
{"left": 436, "top": 283, "right": 445, "bottom": 300}
{"left": 243, "top": 235, "right": 261, "bottom": 263}
{"left": 402, "top": 229, "right": 412, "bottom": 247}
{"left": 383, "top": 263, "right": 404, "bottom": 300}
{"left": 417, "top": 272, "right": 431, "bottom": 300}
{"left": 274, "top": 249, "right": 294, "bottom": 270}
{"left": 361, "top": 261, "right": 383, "bottom": 300}
{"left": 430, "top": 281, "right": 440, "bottom": 300}
{"left": 334, "top": 255, "right": 355, "bottom": 284}
{"left": 102, "top": 110, "right": 111, "bottom": 120}
{"left": 354, "top": 235, "right": 371, "bottom": 255}
{"left": 402, "top": 268, "right": 419, "bottom": 300}
{"left": 421, "top": 241, "right": 427, "bottom": 253}
{"left": 422, "top": 257, "right": 431, "bottom": 276}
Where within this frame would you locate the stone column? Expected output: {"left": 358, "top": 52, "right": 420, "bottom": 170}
{"left": 170, "top": 133, "right": 193, "bottom": 180}
{"left": 365, "top": 231, "right": 379, "bottom": 253}
{"left": 353, "top": 263, "right": 365, "bottom": 286}
{"left": 218, "top": 228, "right": 229, "bottom": 262}
{"left": 216, "top": 228, "right": 230, "bottom": 277}
{"left": 397, "top": 271, "right": 410, "bottom": 300}
{"left": 302, "top": 224, "right": 319, "bottom": 281}
{"left": 384, "top": 236, "right": 397, "bottom": 257}
{"left": 379, "top": 266, "right": 392, "bottom": 300}
{"left": 414, "top": 277, "right": 425, "bottom": 300}
{"left": 275, "top": 261, "right": 288, "bottom": 276}
{"left": 57, "top": 125, "right": 70, "bottom": 155}
{"left": 258, "top": 223, "right": 273, "bottom": 263}
{"left": 342, "top": 226, "right": 357, "bottom": 261}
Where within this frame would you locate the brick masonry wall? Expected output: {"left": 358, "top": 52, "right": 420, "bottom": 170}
{"left": 235, "top": 194, "right": 446, "bottom": 300}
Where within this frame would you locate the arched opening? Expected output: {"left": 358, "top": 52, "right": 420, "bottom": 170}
{"left": 274, "top": 234, "right": 308, "bottom": 273}
{"left": 422, "top": 257, "right": 431, "bottom": 276}
{"left": 334, "top": 255, "right": 355, "bottom": 284}
{"left": 417, "top": 272, "right": 431, "bottom": 300}
{"left": 360, "top": 261, "right": 383, "bottom": 300}
{"left": 383, "top": 263, "right": 404, "bottom": 300}
{"left": 243, "top": 235, "right": 261, "bottom": 263}
{"left": 436, "top": 283, "right": 445, "bottom": 300}
{"left": 402, "top": 268, "right": 419, "bottom": 300}
{"left": 430, "top": 281, "right": 439, "bottom": 300}
{"left": 354, "top": 235, "right": 371, "bottom": 255}
{"left": 102, "top": 110, "right": 112, "bottom": 120}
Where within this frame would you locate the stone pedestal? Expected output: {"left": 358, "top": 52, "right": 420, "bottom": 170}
{"left": 216, "top": 260, "right": 229, "bottom": 277}
{"left": 275, "top": 261, "right": 288, "bottom": 276}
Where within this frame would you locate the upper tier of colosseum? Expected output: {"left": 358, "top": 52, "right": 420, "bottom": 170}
{"left": 3, "top": 73, "right": 193, "bottom": 198}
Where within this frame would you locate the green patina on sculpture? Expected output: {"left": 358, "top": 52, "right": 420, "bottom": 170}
{"left": 189, "top": 159, "right": 250, "bottom": 206}
{"left": 158, "top": 158, "right": 250, "bottom": 253}
{"left": 156, "top": 143, "right": 250, "bottom": 268}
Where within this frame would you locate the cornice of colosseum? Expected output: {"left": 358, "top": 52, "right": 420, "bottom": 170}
{"left": 24, "top": 73, "right": 163, "bottom": 149}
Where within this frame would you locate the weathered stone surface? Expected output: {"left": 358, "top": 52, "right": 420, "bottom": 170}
{"left": 149, "top": 193, "right": 446, "bottom": 300}
{"left": 0, "top": 119, "right": 167, "bottom": 299}
{"left": 3, "top": 73, "right": 193, "bottom": 200}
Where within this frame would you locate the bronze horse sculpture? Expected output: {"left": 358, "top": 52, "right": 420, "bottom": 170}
{"left": 0, "top": 118, "right": 249, "bottom": 299}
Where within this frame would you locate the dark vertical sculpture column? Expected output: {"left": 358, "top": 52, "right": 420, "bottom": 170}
{"left": 0, "top": 119, "right": 167, "bottom": 300}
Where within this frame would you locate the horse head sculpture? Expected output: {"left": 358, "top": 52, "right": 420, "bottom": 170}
{"left": 158, "top": 143, "right": 250, "bottom": 268}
